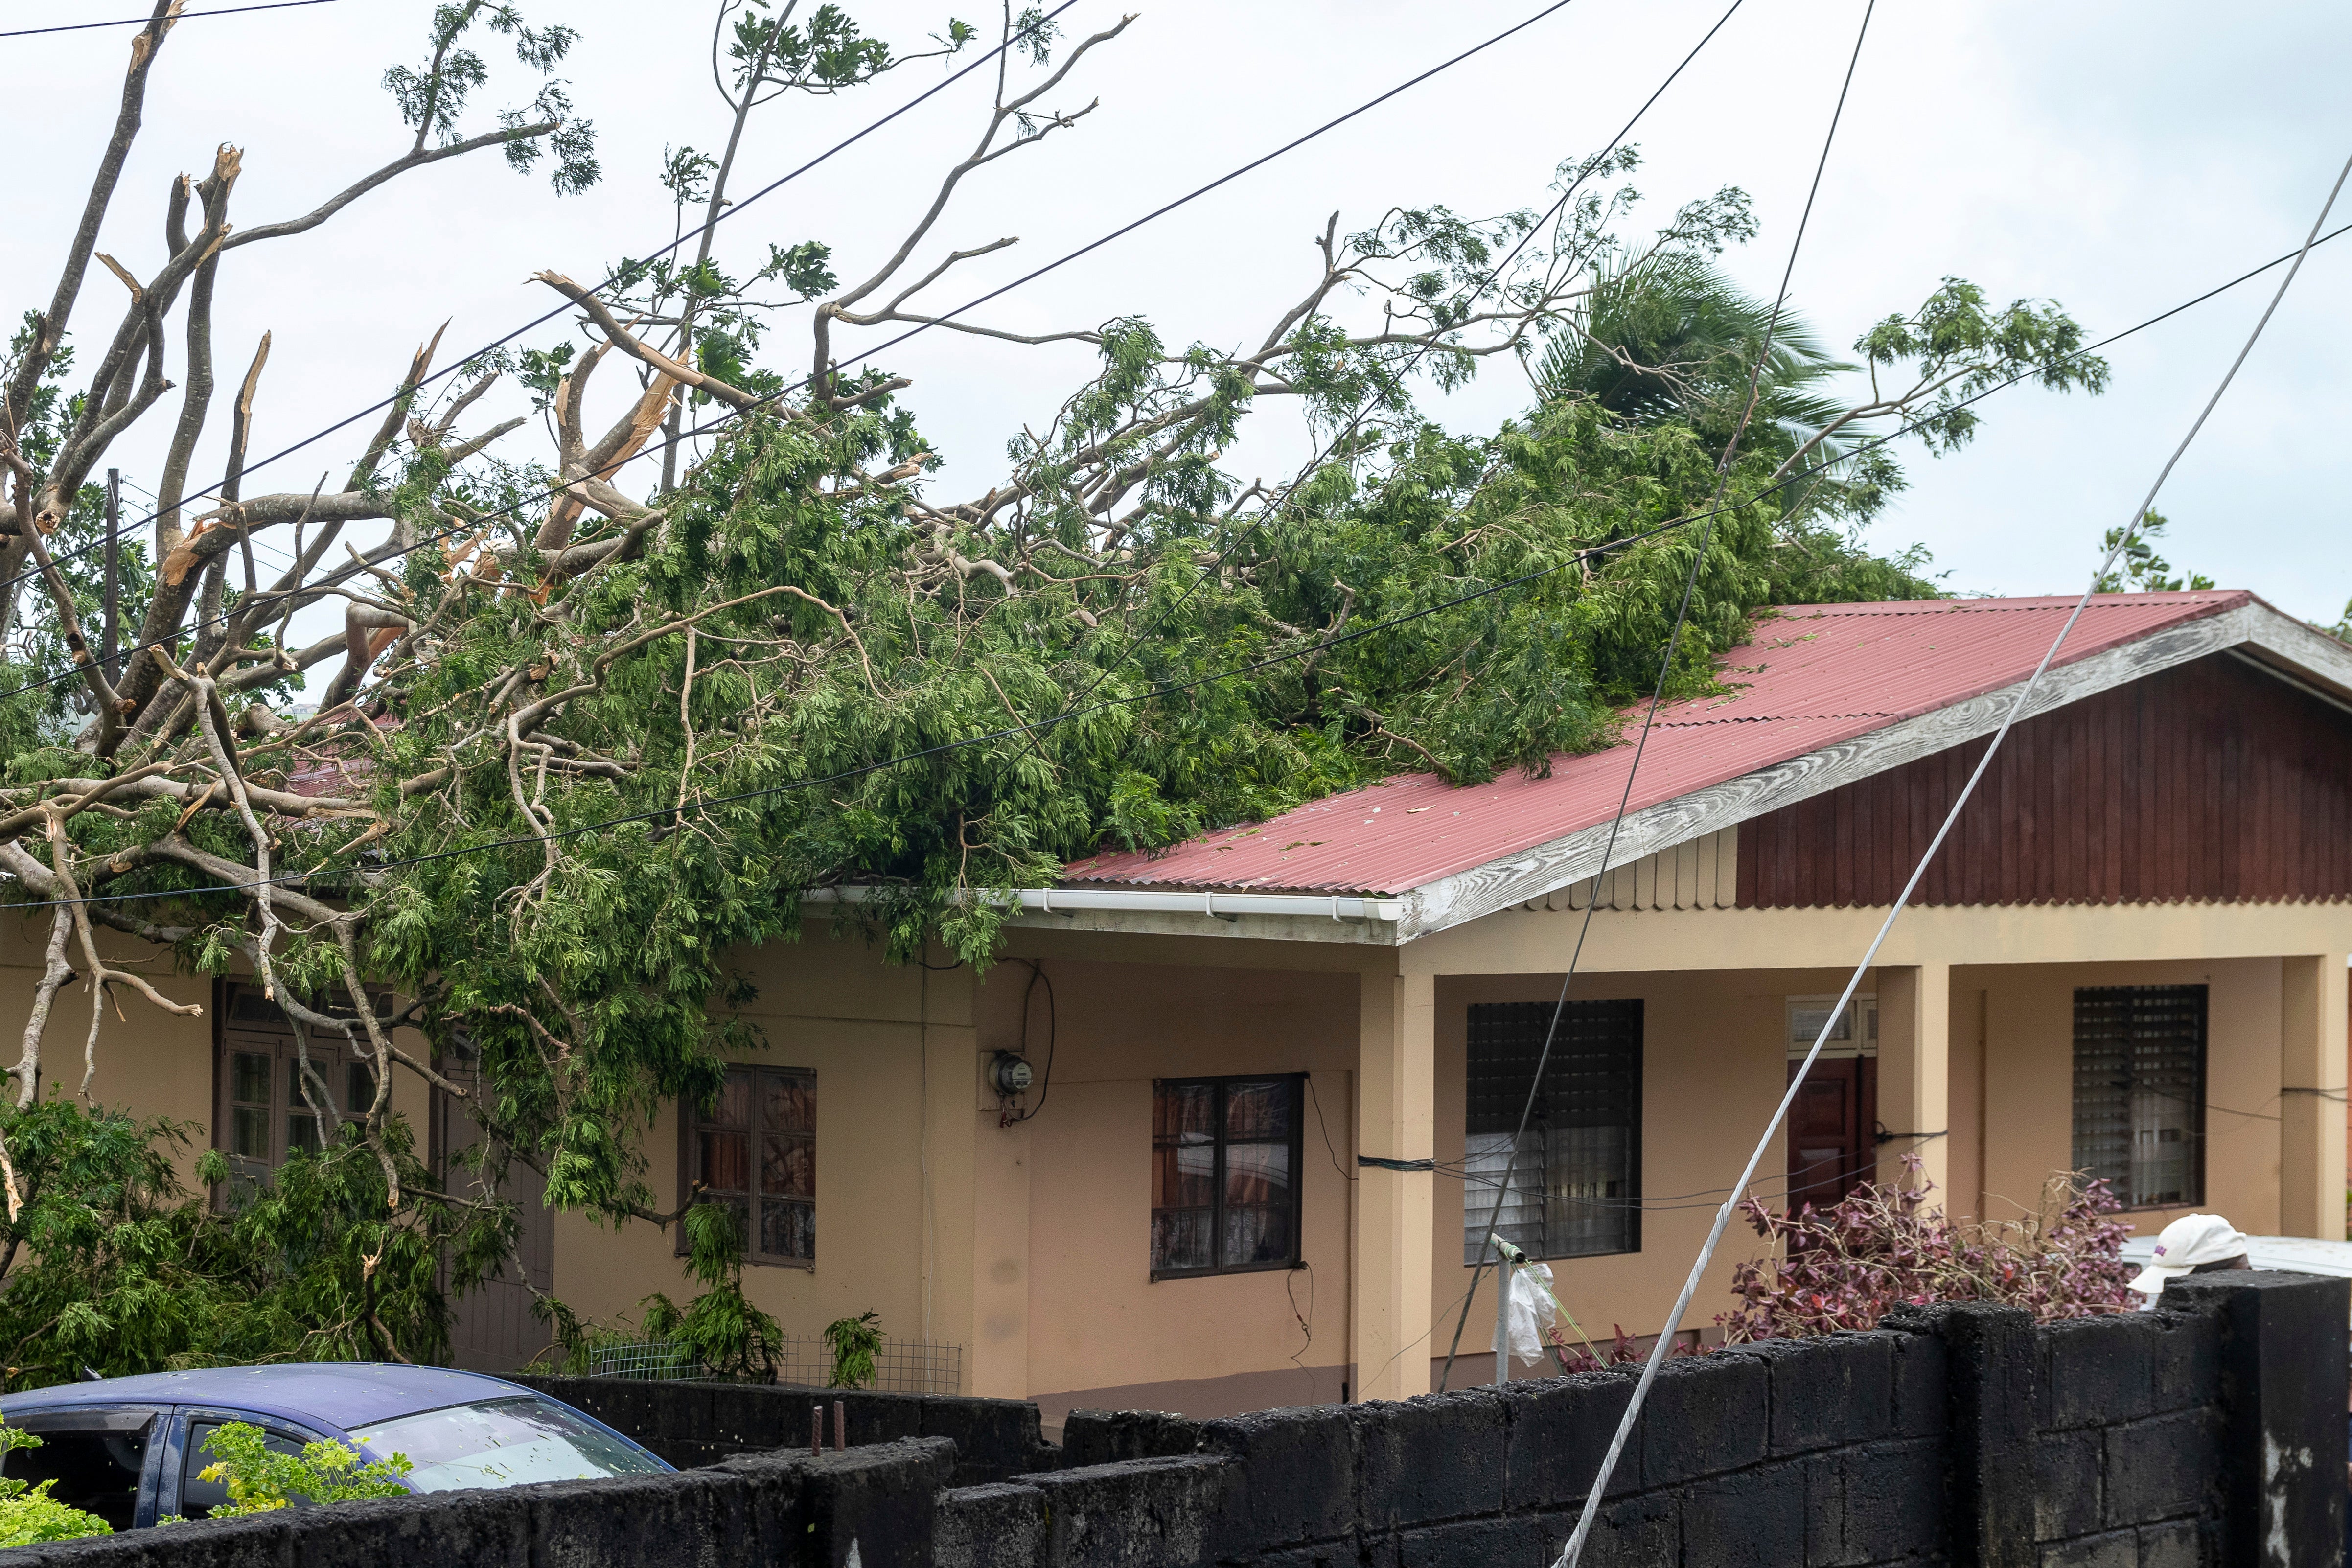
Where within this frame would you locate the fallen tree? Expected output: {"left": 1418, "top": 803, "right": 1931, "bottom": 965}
{"left": 0, "top": 0, "right": 2106, "bottom": 1372}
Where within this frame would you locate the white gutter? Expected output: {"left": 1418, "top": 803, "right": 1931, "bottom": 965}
{"left": 802, "top": 885, "right": 1404, "bottom": 922}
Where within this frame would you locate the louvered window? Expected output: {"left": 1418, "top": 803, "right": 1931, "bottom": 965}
{"left": 1464, "top": 1000, "right": 1642, "bottom": 1263}
{"left": 2072, "top": 985, "right": 2205, "bottom": 1208}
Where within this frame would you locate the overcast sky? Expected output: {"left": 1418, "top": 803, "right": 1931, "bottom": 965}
{"left": 10, "top": 0, "right": 2352, "bottom": 639}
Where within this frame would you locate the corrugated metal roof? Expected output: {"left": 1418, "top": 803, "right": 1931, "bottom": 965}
{"left": 1063, "top": 591, "right": 2255, "bottom": 896}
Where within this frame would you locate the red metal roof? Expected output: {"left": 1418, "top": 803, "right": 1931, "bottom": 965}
{"left": 1063, "top": 591, "right": 2256, "bottom": 896}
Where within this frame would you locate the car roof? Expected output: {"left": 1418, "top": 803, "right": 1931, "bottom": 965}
{"left": 2118, "top": 1233, "right": 2352, "bottom": 1278}
{"left": 0, "top": 1363, "right": 533, "bottom": 1433}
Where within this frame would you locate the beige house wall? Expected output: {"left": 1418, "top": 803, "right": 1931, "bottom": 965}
{"left": 0, "top": 891, "right": 2336, "bottom": 1420}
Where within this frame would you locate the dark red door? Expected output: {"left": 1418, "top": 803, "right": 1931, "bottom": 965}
{"left": 1786, "top": 1056, "right": 1877, "bottom": 1211}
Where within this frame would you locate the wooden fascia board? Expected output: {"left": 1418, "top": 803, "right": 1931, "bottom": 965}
{"left": 1395, "top": 601, "right": 2338, "bottom": 943}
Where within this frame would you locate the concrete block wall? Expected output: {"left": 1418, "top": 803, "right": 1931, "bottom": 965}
{"left": 514, "top": 1373, "right": 1056, "bottom": 1484}
{"left": 3, "top": 1275, "right": 2340, "bottom": 1568}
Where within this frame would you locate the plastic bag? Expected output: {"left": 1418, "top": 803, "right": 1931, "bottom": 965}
{"left": 1494, "top": 1258, "right": 1559, "bottom": 1368}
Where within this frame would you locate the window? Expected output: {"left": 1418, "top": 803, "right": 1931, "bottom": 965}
{"left": 2074, "top": 985, "right": 2206, "bottom": 1208}
{"left": 1464, "top": 1000, "right": 1642, "bottom": 1264}
{"left": 216, "top": 983, "right": 385, "bottom": 1182}
{"left": 684, "top": 1066, "right": 815, "bottom": 1266}
{"left": 1151, "top": 1076, "right": 1302, "bottom": 1277}
{"left": 3, "top": 1410, "right": 155, "bottom": 1532}
{"left": 178, "top": 1422, "right": 307, "bottom": 1520}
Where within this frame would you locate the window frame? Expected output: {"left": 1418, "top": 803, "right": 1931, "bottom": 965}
{"left": 1463, "top": 998, "right": 1644, "bottom": 1265}
{"left": 676, "top": 1063, "right": 818, "bottom": 1270}
{"left": 2071, "top": 983, "right": 2208, "bottom": 1211}
{"left": 1149, "top": 1073, "right": 1306, "bottom": 1281}
{"left": 212, "top": 981, "right": 387, "bottom": 1185}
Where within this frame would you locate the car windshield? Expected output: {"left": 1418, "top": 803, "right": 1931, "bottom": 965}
{"left": 348, "top": 1395, "right": 663, "bottom": 1493}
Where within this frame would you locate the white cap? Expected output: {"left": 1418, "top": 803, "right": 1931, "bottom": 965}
{"left": 2128, "top": 1213, "right": 2250, "bottom": 1296}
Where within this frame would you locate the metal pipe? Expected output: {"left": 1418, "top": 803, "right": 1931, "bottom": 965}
{"left": 801, "top": 885, "right": 1405, "bottom": 922}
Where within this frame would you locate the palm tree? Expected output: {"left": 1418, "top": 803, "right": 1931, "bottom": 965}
{"left": 1532, "top": 252, "right": 1851, "bottom": 470}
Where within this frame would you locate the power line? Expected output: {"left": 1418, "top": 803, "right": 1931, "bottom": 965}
{"left": 0, "top": 0, "right": 345, "bottom": 40}
{"left": 1554, "top": 142, "right": 2352, "bottom": 1568}
{"left": 9, "top": 187, "right": 2341, "bottom": 894}
{"left": 972, "top": 0, "right": 1752, "bottom": 824}
{"left": 1446, "top": 0, "right": 1876, "bottom": 1399}
{"left": 0, "top": 0, "right": 1607, "bottom": 706}
{"left": 6, "top": 0, "right": 1088, "bottom": 599}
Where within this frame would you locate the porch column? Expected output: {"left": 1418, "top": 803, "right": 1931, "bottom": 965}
{"left": 1353, "top": 969, "right": 1434, "bottom": 1402}
{"left": 1876, "top": 963, "right": 1950, "bottom": 1196}
{"left": 2278, "top": 954, "right": 2348, "bottom": 1240}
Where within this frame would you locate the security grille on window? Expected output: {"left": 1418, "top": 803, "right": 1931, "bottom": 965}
{"left": 1464, "top": 1000, "right": 1642, "bottom": 1264}
{"left": 684, "top": 1066, "right": 816, "bottom": 1266}
{"left": 2073, "top": 985, "right": 2206, "bottom": 1208}
{"left": 1150, "top": 1076, "right": 1302, "bottom": 1277}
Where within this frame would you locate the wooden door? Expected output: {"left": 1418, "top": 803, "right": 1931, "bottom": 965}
{"left": 436, "top": 1065, "right": 555, "bottom": 1371}
{"left": 1786, "top": 1056, "right": 1877, "bottom": 1211}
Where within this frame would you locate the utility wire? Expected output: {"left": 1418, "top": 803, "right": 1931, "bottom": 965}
{"left": 997, "top": 0, "right": 1752, "bottom": 773}
{"left": 0, "top": 0, "right": 344, "bottom": 39}
{"left": 0, "top": 0, "right": 1605, "bottom": 705}
{"left": 6, "top": 0, "right": 1087, "bottom": 599}
{"left": 6, "top": 194, "right": 2337, "bottom": 907}
{"left": 1442, "top": 0, "right": 1876, "bottom": 1397}
{"left": 1554, "top": 143, "right": 2352, "bottom": 1568}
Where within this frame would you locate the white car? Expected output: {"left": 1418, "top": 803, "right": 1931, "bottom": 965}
{"left": 2118, "top": 1233, "right": 2352, "bottom": 1319}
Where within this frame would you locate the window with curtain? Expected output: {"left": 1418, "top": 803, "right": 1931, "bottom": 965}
{"left": 1463, "top": 999, "right": 1643, "bottom": 1264}
{"left": 1151, "top": 1076, "right": 1301, "bottom": 1277}
{"left": 2073, "top": 985, "right": 2205, "bottom": 1208}
{"left": 215, "top": 982, "right": 387, "bottom": 1185}
{"left": 683, "top": 1066, "right": 816, "bottom": 1266}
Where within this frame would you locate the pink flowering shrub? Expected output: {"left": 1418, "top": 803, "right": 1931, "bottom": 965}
{"left": 1718, "top": 1156, "right": 2138, "bottom": 1343}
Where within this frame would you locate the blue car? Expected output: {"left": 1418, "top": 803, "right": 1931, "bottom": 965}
{"left": 0, "top": 1364, "right": 671, "bottom": 1530}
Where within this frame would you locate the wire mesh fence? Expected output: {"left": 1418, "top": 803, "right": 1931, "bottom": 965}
{"left": 578, "top": 1335, "right": 964, "bottom": 1395}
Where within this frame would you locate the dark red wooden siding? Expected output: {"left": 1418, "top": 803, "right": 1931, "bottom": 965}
{"left": 1735, "top": 653, "right": 2352, "bottom": 907}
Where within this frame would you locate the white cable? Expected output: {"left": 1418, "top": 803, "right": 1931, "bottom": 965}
{"left": 1553, "top": 141, "right": 2352, "bottom": 1568}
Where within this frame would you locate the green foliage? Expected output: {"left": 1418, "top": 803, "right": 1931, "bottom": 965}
{"left": 825, "top": 1310, "right": 883, "bottom": 1389}
{"left": 2093, "top": 510, "right": 2214, "bottom": 594}
{"left": 0, "top": 1424, "right": 111, "bottom": 1546}
{"left": 633, "top": 1201, "right": 783, "bottom": 1381}
{"left": 383, "top": 2, "right": 597, "bottom": 199}
{"left": 0, "top": 1100, "right": 468, "bottom": 1386}
{"left": 191, "top": 1421, "right": 411, "bottom": 1517}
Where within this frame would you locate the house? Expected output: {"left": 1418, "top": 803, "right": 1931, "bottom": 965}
{"left": 37, "top": 589, "right": 2352, "bottom": 1422}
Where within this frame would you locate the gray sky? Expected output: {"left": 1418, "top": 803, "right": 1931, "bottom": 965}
{"left": 11, "top": 0, "right": 2352, "bottom": 638}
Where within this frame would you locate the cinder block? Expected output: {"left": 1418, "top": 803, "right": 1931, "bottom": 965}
{"left": 1884, "top": 1301, "right": 2035, "bottom": 1568}
{"left": 1636, "top": 1353, "right": 1768, "bottom": 1486}
{"left": 1199, "top": 1404, "right": 1355, "bottom": 1550}
{"left": 1735, "top": 1333, "right": 1896, "bottom": 1454}
{"left": 1393, "top": 1514, "right": 1549, "bottom": 1568}
{"left": 1060, "top": 1409, "right": 1201, "bottom": 1469}
{"left": 921, "top": 1394, "right": 1050, "bottom": 1482}
{"left": 2034, "top": 1429, "right": 2104, "bottom": 1542}
{"left": 2142, "top": 1310, "right": 2222, "bottom": 1417}
{"left": 2161, "top": 1271, "right": 2349, "bottom": 1568}
{"left": 2102, "top": 1412, "right": 2218, "bottom": 1528}
{"left": 1532, "top": 1491, "right": 1678, "bottom": 1568}
{"left": 712, "top": 1450, "right": 818, "bottom": 1556}
{"left": 1889, "top": 1328, "right": 1949, "bottom": 1439}
{"left": 1499, "top": 1371, "right": 1637, "bottom": 1512}
{"left": 1678, "top": 1460, "right": 1805, "bottom": 1568}
{"left": 292, "top": 1487, "right": 537, "bottom": 1568}
{"left": 2136, "top": 1518, "right": 2206, "bottom": 1568}
{"left": 2042, "top": 1528, "right": 2139, "bottom": 1568}
{"left": 934, "top": 1483, "right": 1048, "bottom": 1568}
{"left": 2041, "top": 1315, "right": 2157, "bottom": 1430}
{"left": 1803, "top": 1450, "right": 1848, "bottom": 1567}
{"left": 800, "top": 1436, "right": 956, "bottom": 1568}
{"left": 1029, "top": 1455, "right": 1235, "bottom": 1568}
{"left": 1351, "top": 1390, "right": 1510, "bottom": 1529}
{"left": 531, "top": 1467, "right": 743, "bottom": 1568}
{"left": 1840, "top": 1438, "right": 1945, "bottom": 1564}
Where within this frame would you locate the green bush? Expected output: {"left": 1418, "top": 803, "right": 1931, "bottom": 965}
{"left": 0, "top": 1424, "right": 110, "bottom": 1546}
